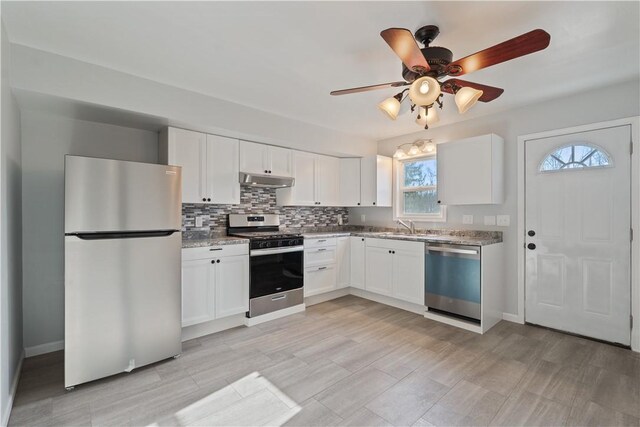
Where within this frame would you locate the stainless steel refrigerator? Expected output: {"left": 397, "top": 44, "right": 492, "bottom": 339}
{"left": 64, "top": 155, "right": 182, "bottom": 389}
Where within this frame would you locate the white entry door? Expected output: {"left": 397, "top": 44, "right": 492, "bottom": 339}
{"left": 525, "top": 125, "right": 631, "bottom": 345}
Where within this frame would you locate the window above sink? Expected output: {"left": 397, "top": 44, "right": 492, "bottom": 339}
{"left": 394, "top": 154, "right": 446, "bottom": 222}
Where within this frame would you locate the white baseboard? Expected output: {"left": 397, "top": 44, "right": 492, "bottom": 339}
{"left": 25, "top": 340, "right": 64, "bottom": 357}
{"left": 502, "top": 312, "right": 524, "bottom": 324}
{"left": 244, "top": 304, "right": 306, "bottom": 327}
{"left": 2, "top": 350, "right": 24, "bottom": 427}
{"left": 349, "top": 288, "right": 425, "bottom": 315}
{"left": 181, "top": 314, "right": 246, "bottom": 342}
{"left": 305, "top": 288, "right": 350, "bottom": 306}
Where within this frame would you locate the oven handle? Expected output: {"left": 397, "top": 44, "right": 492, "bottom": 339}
{"left": 250, "top": 246, "right": 304, "bottom": 257}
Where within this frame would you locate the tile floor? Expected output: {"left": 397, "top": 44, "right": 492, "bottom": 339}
{"left": 8, "top": 296, "right": 640, "bottom": 426}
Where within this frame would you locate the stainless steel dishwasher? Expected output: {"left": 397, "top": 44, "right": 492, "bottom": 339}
{"left": 425, "top": 243, "right": 481, "bottom": 322}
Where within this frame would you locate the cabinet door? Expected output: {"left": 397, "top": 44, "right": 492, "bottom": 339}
{"left": 360, "top": 155, "right": 392, "bottom": 207}
{"left": 269, "top": 146, "right": 293, "bottom": 177}
{"left": 304, "top": 265, "right": 337, "bottom": 297}
{"left": 239, "top": 140, "right": 269, "bottom": 174}
{"left": 290, "top": 151, "right": 317, "bottom": 206}
{"left": 393, "top": 247, "right": 425, "bottom": 305}
{"left": 315, "top": 154, "right": 340, "bottom": 206}
{"left": 182, "top": 259, "right": 214, "bottom": 326}
{"left": 336, "top": 237, "right": 350, "bottom": 289}
{"left": 350, "top": 237, "right": 365, "bottom": 289}
{"left": 339, "top": 158, "right": 361, "bottom": 206}
{"left": 365, "top": 246, "right": 393, "bottom": 296}
{"left": 167, "top": 128, "right": 207, "bottom": 204}
{"left": 215, "top": 255, "right": 249, "bottom": 318}
{"left": 207, "top": 135, "right": 240, "bottom": 204}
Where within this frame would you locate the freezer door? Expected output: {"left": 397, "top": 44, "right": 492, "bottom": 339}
{"left": 64, "top": 232, "right": 182, "bottom": 388}
{"left": 65, "top": 156, "right": 181, "bottom": 233}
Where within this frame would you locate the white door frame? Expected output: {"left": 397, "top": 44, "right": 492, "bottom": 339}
{"left": 517, "top": 116, "right": 640, "bottom": 352}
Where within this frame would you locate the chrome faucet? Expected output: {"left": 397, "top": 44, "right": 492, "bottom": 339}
{"left": 397, "top": 219, "right": 416, "bottom": 234}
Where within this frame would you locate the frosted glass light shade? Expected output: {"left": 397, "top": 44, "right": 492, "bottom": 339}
{"left": 393, "top": 147, "right": 407, "bottom": 158}
{"left": 426, "top": 106, "right": 439, "bottom": 124}
{"left": 378, "top": 96, "right": 401, "bottom": 120}
{"left": 455, "top": 87, "right": 483, "bottom": 114}
{"left": 408, "top": 144, "right": 421, "bottom": 156}
{"left": 409, "top": 76, "right": 441, "bottom": 106}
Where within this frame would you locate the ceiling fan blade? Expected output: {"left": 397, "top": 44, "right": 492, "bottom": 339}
{"left": 380, "top": 28, "right": 430, "bottom": 73}
{"left": 330, "top": 81, "right": 408, "bottom": 96}
{"left": 447, "top": 29, "right": 550, "bottom": 76}
{"left": 441, "top": 79, "right": 504, "bottom": 102}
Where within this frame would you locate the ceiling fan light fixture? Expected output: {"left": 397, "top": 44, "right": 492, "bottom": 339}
{"left": 378, "top": 92, "right": 403, "bottom": 120}
{"left": 426, "top": 105, "right": 439, "bottom": 124}
{"left": 409, "top": 76, "right": 441, "bottom": 106}
{"left": 415, "top": 106, "right": 427, "bottom": 127}
{"left": 455, "top": 86, "right": 483, "bottom": 114}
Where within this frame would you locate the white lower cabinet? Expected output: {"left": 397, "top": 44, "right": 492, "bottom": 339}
{"left": 181, "top": 245, "right": 249, "bottom": 327}
{"left": 182, "top": 259, "right": 214, "bottom": 327}
{"left": 349, "top": 237, "right": 365, "bottom": 290}
{"left": 365, "top": 238, "right": 424, "bottom": 304}
{"left": 336, "top": 237, "right": 350, "bottom": 289}
{"left": 304, "top": 265, "right": 337, "bottom": 297}
{"left": 365, "top": 246, "right": 394, "bottom": 296}
{"left": 215, "top": 255, "right": 250, "bottom": 319}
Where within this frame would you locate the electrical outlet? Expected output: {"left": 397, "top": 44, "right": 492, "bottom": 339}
{"left": 360, "top": 214, "right": 366, "bottom": 223}
{"left": 484, "top": 215, "right": 496, "bottom": 226}
{"left": 195, "top": 216, "right": 204, "bottom": 228}
{"left": 497, "top": 215, "right": 510, "bottom": 227}
{"left": 462, "top": 215, "right": 473, "bottom": 224}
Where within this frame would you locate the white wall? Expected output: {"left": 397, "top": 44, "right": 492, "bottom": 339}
{"left": 1, "top": 21, "right": 23, "bottom": 426}
{"left": 350, "top": 78, "right": 640, "bottom": 316}
{"left": 10, "top": 44, "right": 376, "bottom": 158}
{"left": 21, "top": 112, "right": 158, "bottom": 351}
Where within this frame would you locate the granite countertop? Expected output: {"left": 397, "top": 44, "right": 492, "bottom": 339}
{"left": 182, "top": 227, "right": 502, "bottom": 247}
{"left": 301, "top": 229, "right": 502, "bottom": 246}
{"left": 182, "top": 236, "right": 249, "bottom": 248}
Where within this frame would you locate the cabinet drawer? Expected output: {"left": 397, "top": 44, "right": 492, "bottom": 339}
{"left": 304, "top": 265, "right": 337, "bottom": 297}
{"left": 304, "top": 247, "right": 336, "bottom": 268}
{"left": 304, "top": 237, "right": 336, "bottom": 249}
{"left": 365, "top": 238, "right": 424, "bottom": 253}
{"left": 182, "top": 244, "right": 249, "bottom": 261}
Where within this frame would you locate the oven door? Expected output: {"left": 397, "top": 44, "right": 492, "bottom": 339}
{"left": 250, "top": 246, "right": 304, "bottom": 298}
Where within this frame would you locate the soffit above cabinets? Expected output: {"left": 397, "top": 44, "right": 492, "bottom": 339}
{"left": 3, "top": 2, "right": 639, "bottom": 139}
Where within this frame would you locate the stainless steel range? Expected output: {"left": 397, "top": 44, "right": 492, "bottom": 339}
{"left": 228, "top": 214, "right": 304, "bottom": 317}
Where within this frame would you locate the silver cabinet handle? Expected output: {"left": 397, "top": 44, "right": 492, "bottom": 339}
{"left": 317, "top": 248, "right": 327, "bottom": 252}
{"left": 317, "top": 239, "right": 327, "bottom": 242}
{"left": 318, "top": 266, "right": 327, "bottom": 270}
{"left": 209, "top": 248, "right": 223, "bottom": 251}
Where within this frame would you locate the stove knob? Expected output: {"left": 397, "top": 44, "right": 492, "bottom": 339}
{"left": 259, "top": 241, "right": 268, "bottom": 249}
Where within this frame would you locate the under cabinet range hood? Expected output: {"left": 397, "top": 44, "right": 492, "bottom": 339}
{"left": 239, "top": 172, "right": 295, "bottom": 188}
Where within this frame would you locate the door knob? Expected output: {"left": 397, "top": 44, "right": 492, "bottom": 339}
{"left": 527, "top": 243, "right": 536, "bottom": 250}
{"left": 528, "top": 230, "right": 536, "bottom": 237}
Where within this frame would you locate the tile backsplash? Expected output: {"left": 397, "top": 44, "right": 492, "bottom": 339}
{"left": 182, "top": 187, "right": 349, "bottom": 231}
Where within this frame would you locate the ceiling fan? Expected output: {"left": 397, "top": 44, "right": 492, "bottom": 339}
{"left": 330, "top": 25, "right": 550, "bottom": 129}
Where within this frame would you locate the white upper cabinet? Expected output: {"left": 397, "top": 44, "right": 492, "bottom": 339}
{"left": 277, "top": 151, "right": 340, "bottom": 206}
{"left": 159, "top": 128, "right": 206, "bottom": 204}
{"left": 269, "top": 146, "right": 294, "bottom": 177}
{"left": 437, "top": 134, "right": 504, "bottom": 205}
{"left": 339, "top": 158, "right": 361, "bottom": 207}
{"left": 360, "top": 155, "right": 392, "bottom": 207}
{"left": 207, "top": 134, "right": 240, "bottom": 205}
{"left": 160, "top": 127, "right": 240, "bottom": 204}
{"left": 315, "top": 154, "right": 340, "bottom": 206}
{"left": 239, "top": 141, "right": 293, "bottom": 177}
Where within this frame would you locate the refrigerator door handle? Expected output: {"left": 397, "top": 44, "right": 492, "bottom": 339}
{"left": 68, "top": 230, "right": 179, "bottom": 240}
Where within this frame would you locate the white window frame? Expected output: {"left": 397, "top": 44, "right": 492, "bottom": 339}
{"left": 393, "top": 154, "right": 446, "bottom": 222}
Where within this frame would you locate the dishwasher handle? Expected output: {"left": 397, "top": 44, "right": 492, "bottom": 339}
{"left": 427, "top": 246, "right": 479, "bottom": 256}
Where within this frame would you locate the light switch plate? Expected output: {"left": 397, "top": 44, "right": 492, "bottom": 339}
{"left": 484, "top": 215, "right": 496, "bottom": 226}
{"left": 360, "top": 214, "right": 366, "bottom": 223}
{"left": 195, "top": 216, "right": 204, "bottom": 228}
{"left": 497, "top": 215, "right": 510, "bottom": 227}
{"left": 462, "top": 215, "right": 473, "bottom": 225}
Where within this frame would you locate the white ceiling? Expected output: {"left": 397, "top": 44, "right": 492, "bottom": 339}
{"left": 2, "top": 1, "right": 639, "bottom": 140}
